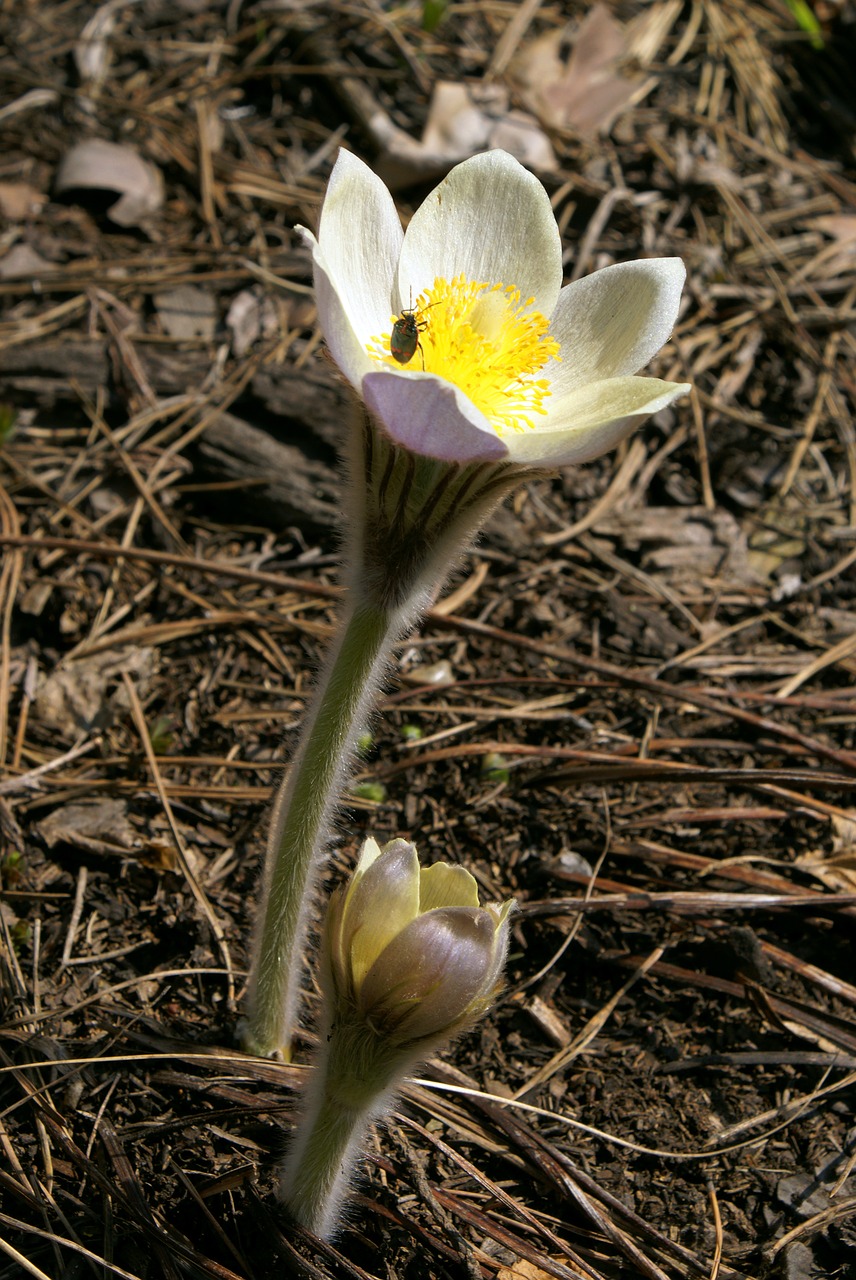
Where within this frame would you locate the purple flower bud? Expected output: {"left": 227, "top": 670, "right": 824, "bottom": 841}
{"left": 325, "top": 837, "right": 514, "bottom": 1049}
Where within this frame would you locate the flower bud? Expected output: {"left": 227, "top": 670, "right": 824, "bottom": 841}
{"left": 281, "top": 836, "right": 515, "bottom": 1237}
{"left": 325, "top": 836, "right": 514, "bottom": 1050}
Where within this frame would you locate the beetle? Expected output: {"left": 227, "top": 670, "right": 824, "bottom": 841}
{"left": 389, "top": 291, "right": 435, "bottom": 369}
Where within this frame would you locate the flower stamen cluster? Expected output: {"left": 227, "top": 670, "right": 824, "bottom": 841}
{"left": 367, "top": 274, "right": 561, "bottom": 436}
{"left": 298, "top": 147, "right": 690, "bottom": 467}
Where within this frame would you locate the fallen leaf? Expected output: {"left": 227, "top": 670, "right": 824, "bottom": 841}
{"left": 807, "top": 213, "right": 856, "bottom": 275}
{"left": 402, "top": 659, "right": 454, "bottom": 686}
{"left": 489, "top": 110, "right": 557, "bottom": 171}
{"left": 0, "top": 181, "right": 46, "bottom": 220}
{"left": 498, "top": 1262, "right": 559, "bottom": 1280}
{"left": 35, "top": 798, "right": 137, "bottom": 859}
{"left": 225, "top": 288, "right": 278, "bottom": 356}
{"left": 0, "top": 244, "right": 55, "bottom": 280}
{"left": 0, "top": 87, "right": 60, "bottom": 124}
{"left": 54, "top": 138, "right": 164, "bottom": 228}
{"left": 511, "top": 3, "right": 657, "bottom": 136}
{"left": 374, "top": 80, "right": 556, "bottom": 189}
{"left": 809, "top": 214, "right": 856, "bottom": 243}
{"left": 74, "top": 0, "right": 120, "bottom": 87}
{"left": 421, "top": 80, "right": 498, "bottom": 157}
{"left": 35, "top": 647, "right": 158, "bottom": 737}
{"left": 795, "top": 815, "right": 856, "bottom": 892}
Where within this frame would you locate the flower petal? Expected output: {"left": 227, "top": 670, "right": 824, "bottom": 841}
{"left": 300, "top": 229, "right": 375, "bottom": 389}
{"left": 340, "top": 839, "right": 420, "bottom": 993}
{"left": 479, "top": 900, "right": 515, "bottom": 995}
{"left": 352, "top": 835, "right": 384, "bottom": 877}
{"left": 358, "top": 907, "right": 497, "bottom": 1041}
{"left": 362, "top": 369, "right": 509, "bottom": 462}
{"left": 315, "top": 149, "right": 403, "bottom": 344}
{"left": 396, "top": 151, "right": 563, "bottom": 319}
{"left": 419, "top": 863, "right": 480, "bottom": 912}
{"left": 505, "top": 376, "right": 691, "bottom": 466}
{"left": 547, "top": 259, "right": 686, "bottom": 393}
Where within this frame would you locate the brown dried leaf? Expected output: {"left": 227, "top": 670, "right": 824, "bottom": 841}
{"left": 35, "top": 647, "right": 158, "bottom": 737}
{"left": 795, "top": 816, "right": 856, "bottom": 892}
{"left": 154, "top": 285, "right": 218, "bottom": 340}
{"left": 74, "top": 1, "right": 119, "bottom": 87}
{"left": 421, "top": 81, "right": 496, "bottom": 158}
{"left": 375, "top": 80, "right": 555, "bottom": 189}
{"left": 35, "top": 798, "right": 137, "bottom": 859}
{"left": 54, "top": 138, "right": 164, "bottom": 228}
{"left": 810, "top": 214, "right": 856, "bottom": 244}
{"left": 226, "top": 289, "right": 278, "bottom": 357}
{"left": 498, "top": 1263, "right": 557, "bottom": 1280}
{"left": 0, "top": 181, "right": 46, "bottom": 220}
{"left": 511, "top": 4, "right": 649, "bottom": 136}
{"left": 0, "top": 243, "right": 55, "bottom": 280}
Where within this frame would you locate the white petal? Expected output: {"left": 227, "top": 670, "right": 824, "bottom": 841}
{"left": 300, "top": 229, "right": 375, "bottom": 389}
{"left": 353, "top": 835, "right": 384, "bottom": 876}
{"left": 316, "top": 149, "right": 404, "bottom": 344}
{"left": 547, "top": 259, "right": 686, "bottom": 393}
{"left": 397, "top": 151, "right": 563, "bottom": 318}
{"left": 505, "top": 376, "right": 691, "bottom": 466}
{"left": 362, "top": 369, "right": 509, "bottom": 462}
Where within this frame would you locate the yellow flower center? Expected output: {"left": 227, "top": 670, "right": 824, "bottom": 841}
{"left": 367, "top": 274, "right": 561, "bottom": 436}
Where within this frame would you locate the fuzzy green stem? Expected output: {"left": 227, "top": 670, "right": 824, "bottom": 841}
{"left": 282, "top": 1089, "right": 369, "bottom": 1238}
{"left": 280, "top": 1015, "right": 409, "bottom": 1237}
{"left": 244, "top": 593, "right": 401, "bottom": 1059}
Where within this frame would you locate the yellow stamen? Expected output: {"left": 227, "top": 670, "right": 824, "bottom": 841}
{"left": 367, "top": 274, "right": 560, "bottom": 435}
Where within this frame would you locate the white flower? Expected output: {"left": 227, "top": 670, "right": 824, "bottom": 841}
{"left": 299, "top": 149, "right": 690, "bottom": 467}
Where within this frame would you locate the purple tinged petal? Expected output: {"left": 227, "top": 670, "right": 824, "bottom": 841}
{"left": 479, "top": 900, "right": 515, "bottom": 995}
{"left": 358, "top": 907, "right": 499, "bottom": 1041}
{"left": 362, "top": 370, "right": 509, "bottom": 463}
{"left": 323, "top": 884, "right": 349, "bottom": 995}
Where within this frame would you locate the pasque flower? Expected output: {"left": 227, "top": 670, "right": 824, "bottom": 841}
{"left": 299, "top": 147, "right": 690, "bottom": 468}
{"left": 327, "top": 836, "right": 513, "bottom": 1043}
{"left": 280, "top": 837, "right": 514, "bottom": 1237}
{"left": 243, "top": 148, "right": 689, "bottom": 1062}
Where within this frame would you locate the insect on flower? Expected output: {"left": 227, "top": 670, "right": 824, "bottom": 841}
{"left": 389, "top": 291, "right": 436, "bottom": 369}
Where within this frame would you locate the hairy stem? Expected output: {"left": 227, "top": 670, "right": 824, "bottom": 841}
{"left": 244, "top": 592, "right": 402, "bottom": 1058}
{"left": 282, "top": 1092, "right": 369, "bottom": 1239}
{"left": 280, "top": 1017, "right": 402, "bottom": 1238}
{"left": 244, "top": 414, "right": 529, "bottom": 1059}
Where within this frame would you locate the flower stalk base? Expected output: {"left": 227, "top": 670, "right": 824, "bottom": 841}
{"left": 279, "top": 1015, "right": 407, "bottom": 1238}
